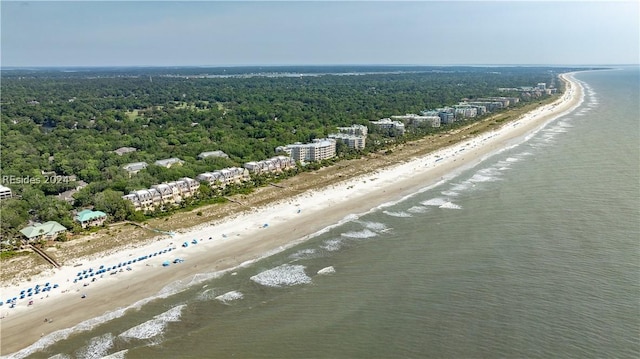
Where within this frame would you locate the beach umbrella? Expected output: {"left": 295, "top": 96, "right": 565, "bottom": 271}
{"left": 162, "top": 261, "right": 170, "bottom": 267}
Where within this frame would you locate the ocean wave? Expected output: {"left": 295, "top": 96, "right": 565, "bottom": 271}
{"left": 341, "top": 229, "right": 378, "bottom": 239}
{"left": 439, "top": 202, "right": 462, "bottom": 210}
{"left": 215, "top": 291, "right": 244, "bottom": 303}
{"left": 317, "top": 266, "right": 336, "bottom": 275}
{"left": 468, "top": 173, "right": 499, "bottom": 183}
{"left": 197, "top": 288, "right": 217, "bottom": 301}
{"left": 356, "top": 221, "right": 388, "bottom": 232}
{"left": 4, "top": 301, "right": 140, "bottom": 359}
{"left": 407, "top": 206, "right": 428, "bottom": 214}
{"left": 382, "top": 210, "right": 412, "bottom": 218}
{"left": 74, "top": 333, "right": 114, "bottom": 359}
{"left": 289, "top": 248, "right": 320, "bottom": 260}
{"left": 250, "top": 264, "right": 312, "bottom": 288}
{"left": 320, "top": 238, "right": 344, "bottom": 252}
{"left": 421, "top": 197, "right": 449, "bottom": 206}
{"left": 119, "top": 305, "right": 185, "bottom": 341}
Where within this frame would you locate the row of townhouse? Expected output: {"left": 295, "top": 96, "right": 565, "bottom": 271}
{"left": 244, "top": 156, "right": 296, "bottom": 175}
{"left": 122, "top": 177, "right": 200, "bottom": 212}
{"left": 196, "top": 167, "right": 250, "bottom": 187}
{"left": 276, "top": 139, "right": 337, "bottom": 162}
{"left": 122, "top": 155, "right": 298, "bottom": 211}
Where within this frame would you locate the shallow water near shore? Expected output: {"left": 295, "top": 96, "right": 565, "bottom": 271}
{"left": 11, "top": 68, "right": 640, "bottom": 358}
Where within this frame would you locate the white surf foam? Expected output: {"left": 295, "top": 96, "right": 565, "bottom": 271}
{"left": 74, "top": 333, "right": 114, "bottom": 359}
{"left": 317, "top": 266, "right": 336, "bottom": 275}
{"left": 320, "top": 238, "right": 343, "bottom": 252}
{"left": 407, "top": 206, "right": 428, "bottom": 214}
{"left": 341, "top": 229, "right": 378, "bottom": 239}
{"left": 468, "top": 173, "right": 499, "bottom": 183}
{"left": 382, "top": 210, "right": 412, "bottom": 218}
{"left": 421, "top": 197, "right": 449, "bottom": 206}
{"left": 250, "top": 264, "right": 312, "bottom": 288}
{"left": 119, "top": 305, "right": 185, "bottom": 341}
{"left": 356, "top": 221, "right": 388, "bottom": 232}
{"left": 289, "top": 248, "right": 319, "bottom": 260}
{"left": 197, "top": 288, "right": 217, "bottom": 301}
{"left": 439, "top": 202, "right": 462, "bottom": 210}
{"left": 215, "top": 290, "right": 244, "bottom": 303}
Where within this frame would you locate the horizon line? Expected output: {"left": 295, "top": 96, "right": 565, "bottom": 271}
{"left": 1, "top": 63, "right": 633, "bottom": 70}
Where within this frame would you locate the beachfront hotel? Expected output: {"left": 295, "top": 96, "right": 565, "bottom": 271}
{"left": 276, "top": 138, "right": 337, "bottom": 162}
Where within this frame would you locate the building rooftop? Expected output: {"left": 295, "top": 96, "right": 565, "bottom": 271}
{"left": 123, "top": 162, "right": 148, "bottom": 172}
{"left": 20, "top": 221, "right": 67, "bottom": 239}
{"left": 113, "top": 147, "right": 137, "bottom": 156}
{"left": 154, "top": 158, "right": 184, "bottom": 167}
{"left": 75, "top": 209, "right": 107, "bottom": 223}
{"left": 198, "top": 151, "right": 229, "bottom": 159}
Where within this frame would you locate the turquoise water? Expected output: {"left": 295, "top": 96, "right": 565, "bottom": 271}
{"left": 14, "top": 68, "right": 640, "bottom": 359}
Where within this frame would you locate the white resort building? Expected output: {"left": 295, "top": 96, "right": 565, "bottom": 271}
{"left": 276, "top": 138, "right": 337, "bottom": 162}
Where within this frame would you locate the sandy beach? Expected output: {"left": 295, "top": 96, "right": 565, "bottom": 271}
{"left": 0, "top": 73, "right": 583, "bottom": 357}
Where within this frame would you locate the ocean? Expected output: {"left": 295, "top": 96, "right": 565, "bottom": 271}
{"left": 13, "top": 67, "right": 640, "bottom": 359}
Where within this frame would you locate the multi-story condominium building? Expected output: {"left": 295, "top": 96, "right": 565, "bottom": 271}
{"left": 438, "top": 111, "right": 455, "bottom": 124}
{"left": 392, "top": 114, "right": 441, "bottom": 128}
{"left": 328, "top": 133, "right": 367, "bottom": 149}
{"left": 466, "top": 101, "right": 503, "bottom": 112}
{"left": 277, "top": 139, "right": 337, "bottom": 162}
{"left": 370, "top": 118, "right": 406, "bottom": 135}
{"left": 0, "top": 185, "right": 13, "bottom": 200}
{"left": 453, "top": 105, "right": 478, "bottom": 119}
{"left": 244, "top": 156, "right": 296, "bottom": 175}
{"left": 336, "top": 124, "right": 368, "bottom": 137}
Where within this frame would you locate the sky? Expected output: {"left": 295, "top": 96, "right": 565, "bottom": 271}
{"left": 1, "top": 1, "right": 639, "bottom": 67}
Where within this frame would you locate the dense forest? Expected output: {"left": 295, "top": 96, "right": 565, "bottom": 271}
{"left": 0, "top": 66, "right": 583, "bottom": 242}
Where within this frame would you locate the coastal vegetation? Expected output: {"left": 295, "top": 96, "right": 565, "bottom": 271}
{"left": 1, "top": 66, "right": 580, "bottom": 243}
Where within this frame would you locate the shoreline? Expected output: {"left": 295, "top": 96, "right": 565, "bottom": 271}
{"left": 0, "top": 72, "right": 584, "bottom": 357}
